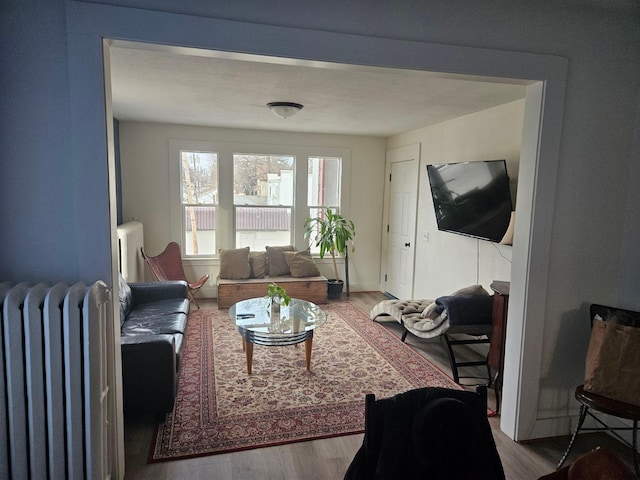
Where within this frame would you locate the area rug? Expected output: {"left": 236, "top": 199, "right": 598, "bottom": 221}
{"left": 150, "top": 301, "right": 459, "bottom": 461}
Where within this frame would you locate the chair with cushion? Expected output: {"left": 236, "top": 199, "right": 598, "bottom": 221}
{"left": 557, "top": 304, "right": 640, "bottom": 477}
{"left": 370, "top": 285, "right": 494, "bottom": 386}
{"left": 344, "top": 386, "right": 505, "bottom": 480}
{"left": 141, "top": 241, "right": 209, "bottom": 308}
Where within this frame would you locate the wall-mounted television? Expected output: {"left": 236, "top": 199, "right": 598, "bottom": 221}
{"left": 426, "top": 160, "right": 513, "bottom": 243}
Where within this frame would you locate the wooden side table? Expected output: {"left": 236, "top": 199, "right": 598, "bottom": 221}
{"left": 489, "top": 280, "right": 510, "bottom": 413}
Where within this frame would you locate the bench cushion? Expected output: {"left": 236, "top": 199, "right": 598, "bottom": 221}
{"left": 249, "top": 251, "right": 267, "bottom": 278}
{"left": 219, "top": 247, "right": 251, "bottom": 279}
{"left": 284, "top": 250, "right": 321, "bottom": 277}
{"left": 265, "top": 245, "right": 295, "bottom": 276}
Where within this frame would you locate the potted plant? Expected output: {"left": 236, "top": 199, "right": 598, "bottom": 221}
{"left": 266, "top": 283, "right": 291, "bottom": 306}
{"left": 266, "top": 283, "right": 291, "bottom": 321}
{"left": 304, "top": 209, "right": 356, "bottom": 299}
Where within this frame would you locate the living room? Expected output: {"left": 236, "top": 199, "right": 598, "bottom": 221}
{"left": 3, "top": 2, "right": 639, "bottom": 479}
{"left": 114, "top": 50, "right": 525, "bottom": 301}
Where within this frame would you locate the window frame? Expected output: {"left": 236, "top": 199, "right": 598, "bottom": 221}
{"left": 233, "top": 151, "right": 296, "bottom": 250}
{"left": 170, "top": 139, "right": 351, "bottom": 257}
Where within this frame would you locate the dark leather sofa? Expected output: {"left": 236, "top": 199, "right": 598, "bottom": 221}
{"left": 119, "top": 275, "right": 190, "bottom": 417}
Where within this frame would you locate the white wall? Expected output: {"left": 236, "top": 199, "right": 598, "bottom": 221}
{"left": 118, "top": 121, "right": 386, "bottom": 296}
{"left": 387, "top": 100, "right": 524, "bottom": 297}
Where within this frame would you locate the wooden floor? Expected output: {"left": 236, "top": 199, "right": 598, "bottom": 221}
{"left": 123, "top": 292, "right": 635, "bottom": 479}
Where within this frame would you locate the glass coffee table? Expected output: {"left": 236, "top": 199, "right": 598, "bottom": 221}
{"left": 229, "top": 297, "right": 327, "bottom": 374}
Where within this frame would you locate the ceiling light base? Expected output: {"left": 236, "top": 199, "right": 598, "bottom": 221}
{"left": 267, "top": 102, "right": 303, "bottom": 119}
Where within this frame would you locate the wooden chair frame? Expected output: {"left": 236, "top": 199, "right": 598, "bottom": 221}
{"left": 557, "top": 304, "right": 640, "bottom": 477}
{"left": 141, "top": 242, "right": 209, "bottom": 308}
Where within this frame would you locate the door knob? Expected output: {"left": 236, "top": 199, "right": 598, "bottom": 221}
{"left": 404, "top": 242, "right": 411, "bottom": 247}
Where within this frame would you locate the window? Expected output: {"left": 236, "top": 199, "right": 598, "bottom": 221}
{"left": 233, "top": 154, "right": 294, "bottom": 250}
{"left": 307, "top": 156, "right": 342, "bottom": 253}
{"left": 171, "top": 140, "right": 349, "bottom": 257}
{"left": 180, "top": 150, "right": 217, "bottom": 255}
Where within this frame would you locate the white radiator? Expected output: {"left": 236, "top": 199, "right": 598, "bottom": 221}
{"left": 0, "top": 281, "right": 115, "bottom": 480}
{"left": 116, "top": 221, "right": 145, "bottom": 282}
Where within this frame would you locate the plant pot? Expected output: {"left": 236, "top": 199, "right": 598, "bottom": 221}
{"left": 327, "top": 279, "right": 344, "bottom": 300}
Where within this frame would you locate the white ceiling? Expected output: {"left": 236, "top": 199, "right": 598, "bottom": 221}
{"left": 109, "top": 42, "right": 530, "bottom": 137}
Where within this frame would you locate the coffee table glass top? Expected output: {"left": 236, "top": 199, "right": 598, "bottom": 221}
{"left": 229, "top": 297, "right": 327, "bottom": 341}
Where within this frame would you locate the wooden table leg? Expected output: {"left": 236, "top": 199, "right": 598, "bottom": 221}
{"left": 245, "top": 341, "right": 253, "bottom": 374}
{"left": 304, "top": 336, "right": 313, "bottom": 370}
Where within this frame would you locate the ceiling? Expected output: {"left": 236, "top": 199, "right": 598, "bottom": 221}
{"left": 109, "top": 42, "right": 530, "bottom": 138}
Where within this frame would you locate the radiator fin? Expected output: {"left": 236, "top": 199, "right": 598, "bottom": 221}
{"left": 0, "top": 281, "right": 113, "bottom": 480}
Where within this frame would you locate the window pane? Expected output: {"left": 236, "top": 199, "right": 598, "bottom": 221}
{"left": 181, "top": 151, "right": 217, "bottom": 204}
{"left": 235, "top": 206, "right": 291, "bottom": 250}
{"left": 233, "top": 154, "right": 294, "bottom": 206}
{"left": 308, "top": 157, "right": 341, "bottom": 207}
{"left": 180, "top": 151, "right": 217, "bottom": 256}
{"left": 183, "top": 206, "right": 216, "bottom": 255}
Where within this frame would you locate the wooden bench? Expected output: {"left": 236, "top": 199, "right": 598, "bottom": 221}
{"left": 216, "top": 275, "right": 328, "bottom": 309}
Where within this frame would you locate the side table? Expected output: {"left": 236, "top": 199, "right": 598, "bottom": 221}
{"left": 489, "top": 280, "right": 510, "bottom": 413}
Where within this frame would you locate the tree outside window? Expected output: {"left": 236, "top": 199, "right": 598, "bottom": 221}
{"left": 181, "top": 151, "right": 217, "bottom": 255}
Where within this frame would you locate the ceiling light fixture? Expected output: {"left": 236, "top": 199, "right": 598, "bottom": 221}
{"left": 267, "top": 102, "right": 303, "bottom": 119}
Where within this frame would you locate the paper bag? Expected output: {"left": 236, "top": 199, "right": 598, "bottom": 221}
{"left": 583, "top": 319, "right": 640, "bottom": 406}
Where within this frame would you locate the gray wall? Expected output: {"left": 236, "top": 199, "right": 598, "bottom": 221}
{"left": 1, "top": 0, "right": 79, "bottom": 282}
{"left": 2, "top": 0, "right": 639, "bottom": 442}
{"left": 3, "top": 0, "right": 638, "bottom": 294}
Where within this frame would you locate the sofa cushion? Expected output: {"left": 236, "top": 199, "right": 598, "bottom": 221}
{"left": 129, "top": 281, "right": 189, "bottom": 305}
{"left": 118, "top": 273, "right": 133, "bottom": 327}
{"left": 284, "top": 250, "right": 321, "bottom": 277}
{"left": 266, "top": 245, "right": 295, "bottom": 276}
{"left": 121, "top": 311, "right": 188, "bottom": 336}
{"left": 249, "top": 251, "right": 267, "bottom": 278}
{"left": 219, "top": 247, "right": 251, "bottom": 279}
{"left": 137, "top": 297, "right": 189, "bottom": 315}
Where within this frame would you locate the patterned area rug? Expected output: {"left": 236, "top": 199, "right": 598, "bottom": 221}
{"left": 150, "top": 301, "right": 459, "bottom": 461}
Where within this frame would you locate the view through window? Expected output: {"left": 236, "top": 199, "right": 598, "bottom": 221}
{"left": 180, "top": 150, "right": 218, "bottom": 255}
{"left": 176, "top": 145, "right": 344, "bottom": 256}
{"left": 233, "top": 154, "right": 294, "bottom": 250}
{"left": 307, "top": 156, "right": 342, "bottom": 253}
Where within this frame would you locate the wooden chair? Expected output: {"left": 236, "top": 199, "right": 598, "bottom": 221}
{"left": 141, "top": 242, "right": 209, "bottom": 308}
{"left": 557, "top": 304, "right": 640, "bottom": 477}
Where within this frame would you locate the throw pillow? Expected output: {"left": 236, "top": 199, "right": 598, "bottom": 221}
{"left": 284, "top": 250, "right": 321, "bottom": 278}
{"left": 218, "top": 247, "right": 251, "bottom": 279}
{"left": 249, "top": 251, "right": 267, "bottom": 278}
{"left": 449, "top": 284, "right": 490, "bottom": 297}
{"left": 265, "top": 245, "right": 295, "bottom": 276}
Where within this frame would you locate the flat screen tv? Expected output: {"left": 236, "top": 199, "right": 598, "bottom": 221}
{"left": 426, "top": 160, "right": 513, "bottom": 243}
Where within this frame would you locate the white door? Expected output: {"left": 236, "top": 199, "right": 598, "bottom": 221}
{"left": 385, "top": 146, "right": 419, "bottom": 299}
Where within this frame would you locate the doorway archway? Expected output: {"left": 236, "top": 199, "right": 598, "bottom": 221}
{"left": 66, "top": 3, "right": 566, "bottom": 471}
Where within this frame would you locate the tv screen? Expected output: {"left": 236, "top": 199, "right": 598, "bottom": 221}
{"left": 426, "top": 160, "right": 513, "bottom": 243}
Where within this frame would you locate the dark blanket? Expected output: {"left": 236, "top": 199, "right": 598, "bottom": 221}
{"left": 435, "top": 294, "right": 494, "bottom": 326}
{"left": 343, "top": 387, "right": 505, "bottom": 480}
